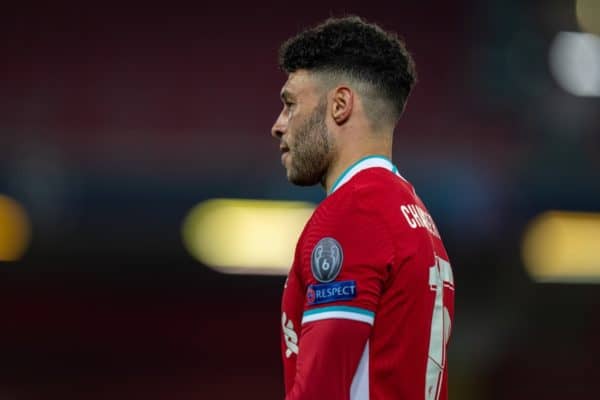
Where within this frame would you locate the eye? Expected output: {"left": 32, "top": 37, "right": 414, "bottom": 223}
{"left": 283, "top": 101, "right": 295, "bottom": 116}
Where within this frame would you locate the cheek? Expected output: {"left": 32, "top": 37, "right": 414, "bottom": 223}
{"left": 286, "top": 121, "right": 300, "bottom": 145}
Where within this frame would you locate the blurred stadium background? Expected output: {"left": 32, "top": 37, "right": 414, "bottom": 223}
{"left": 1, "top": 0, "right": 599, "bottom": 398}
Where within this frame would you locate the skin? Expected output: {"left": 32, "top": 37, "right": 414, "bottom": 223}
{"left": 271, "top": 69, "right": 394, "bottom": 193}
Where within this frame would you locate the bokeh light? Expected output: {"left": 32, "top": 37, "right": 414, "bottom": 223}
{"left": 549, "top": 31, "right": 600, "bottom": 97}
{"left": 522, "top": 211, "right": 600, "bottom": 283}
{"left": 576, "top": 0, "right": 600, "bottom": 35}
{"left": 0, "top": 195, "right": 32, "bottom": 261}
{"left": 182, "top": 199, "right": 314, "bottom": 275}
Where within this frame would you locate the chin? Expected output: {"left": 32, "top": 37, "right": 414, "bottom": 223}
{"left": 288, "top": 171, "right": 322, "bottom": 187}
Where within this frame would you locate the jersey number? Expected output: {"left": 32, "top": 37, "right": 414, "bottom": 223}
{"left": 426, "top": 256, "right": 454, "bottom": 400}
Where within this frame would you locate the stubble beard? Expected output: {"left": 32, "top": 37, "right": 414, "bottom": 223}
{"left": 287, "top": 99, "right": 332, "bottom": 187}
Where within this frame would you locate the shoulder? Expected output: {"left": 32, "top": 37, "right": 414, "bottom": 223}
{"left": 297, "top": 169, "right": 402, "bottom": 257}
{"left": 301, "top": 168, "right": 414, "bottom": 247}
{"left": 346, "top": 167, "right": 416, "bottom": 223}
{"left": 306, "top": 168, "right": 417, "bottom": 231}
{"left": 301, "top": 167, "right": 423, "bottom": 245}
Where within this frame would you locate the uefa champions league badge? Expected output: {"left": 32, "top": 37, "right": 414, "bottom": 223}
{"left": 311, "top": 237, "right": 343, "bottom": 283}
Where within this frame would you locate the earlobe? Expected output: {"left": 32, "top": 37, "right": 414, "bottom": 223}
{"left": 331, "top": 86, "right": 353, "bottom": 125}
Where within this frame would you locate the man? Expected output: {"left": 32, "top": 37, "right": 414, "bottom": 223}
{"left": 271, "top": 16, "right": 454, "bottom": 400}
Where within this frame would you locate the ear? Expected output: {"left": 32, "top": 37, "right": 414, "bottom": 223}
{"left": 330, "top": 86, "right": 353, "bottom": 125}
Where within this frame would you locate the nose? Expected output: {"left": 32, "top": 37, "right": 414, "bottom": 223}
{"left": 271, "top": 111, "right": 286, "bottom": 139}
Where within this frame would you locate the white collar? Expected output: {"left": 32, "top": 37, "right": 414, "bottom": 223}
{"left": 328, "top": 155, "right": 403, "bottom": 195}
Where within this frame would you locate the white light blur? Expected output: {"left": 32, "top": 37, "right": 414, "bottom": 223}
{"left": 549, "top": 31, "right": 600, "bottom": 97}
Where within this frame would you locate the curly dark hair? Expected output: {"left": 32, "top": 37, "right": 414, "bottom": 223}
{"left": 279, "top": 16, "right": 417, "bottom": 125}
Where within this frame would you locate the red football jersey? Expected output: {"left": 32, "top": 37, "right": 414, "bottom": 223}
{"left": 281, "top": 156, "right": 455, "bottom": 400}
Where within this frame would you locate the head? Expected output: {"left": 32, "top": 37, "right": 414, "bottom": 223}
{"left": 271, "top": 16, "right": 417, "bottom": 187}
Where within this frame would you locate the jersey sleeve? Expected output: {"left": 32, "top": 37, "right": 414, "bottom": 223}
{"left": 285, "top": 319, "right": 371, "bottom": 400}
{"left": 301, "top": 190, "right": 395, "bottom": 322}
{"left": 286, "top": 190, "right": 396, "bottom": 399}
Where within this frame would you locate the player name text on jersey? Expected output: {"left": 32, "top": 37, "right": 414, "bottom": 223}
{"left": 401, "top": 204, "right": 441, "bottom": 239}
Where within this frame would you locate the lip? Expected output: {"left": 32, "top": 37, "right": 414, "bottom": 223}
{"left": 280, "top": 144, "right": 290, "bottom": 166}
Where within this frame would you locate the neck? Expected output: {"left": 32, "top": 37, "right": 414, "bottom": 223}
{"left": 323, "top": 142, "right": 392, "bottom": 194}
